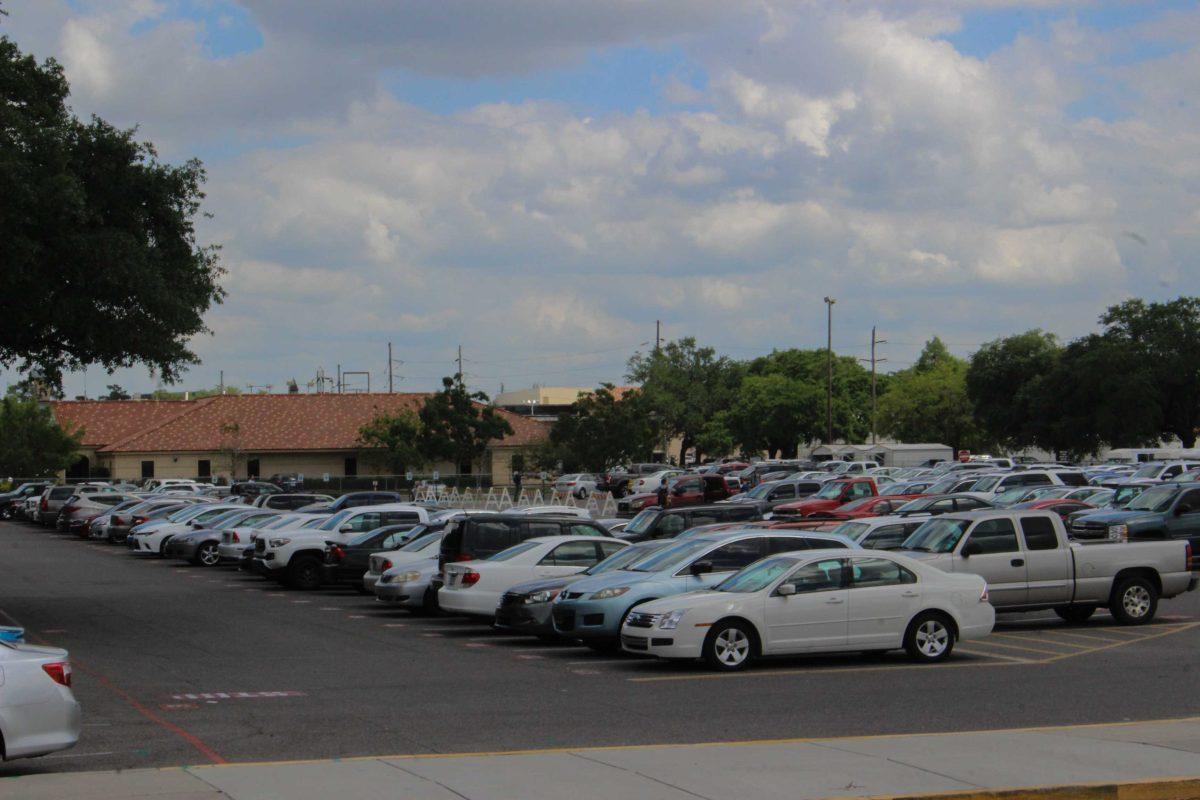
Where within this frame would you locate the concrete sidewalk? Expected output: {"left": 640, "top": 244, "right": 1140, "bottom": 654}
{"left": 3, "top": 717, "right": 1199, "bottom": 800}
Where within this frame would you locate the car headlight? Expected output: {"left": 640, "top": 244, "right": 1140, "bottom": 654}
{"left": 526, "top": 589, "right": 560, "bottom": 604}
{"left": 591, "top": 586, "right": 630, "bottom": 600}
{"left": 398, "top": 570, "right": 422, "bottom": 583}
{"left": 268, "top": 538, "right": 291, "bottom": 547}
{"left": 659, "top": 610, "right": 686, "bottom": 630}
{"left": 1108, "top": 524, "right": 1128, "bottom": 541}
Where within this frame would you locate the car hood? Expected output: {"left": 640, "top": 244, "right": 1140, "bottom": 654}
{"left": 506, "top": 574, "right": 587, "bottom": 596}
{"left": 633, "top": 590, "right": 748, "bottom": 617}
{"left": 1073, "top": 509, "right": 1160, "bottom": 525}
{"left": 381, "top": 555, "right": 436, "bottom": 577}
{"left": 896, "top": 550, "right": 955, "bottom": 568}
{"left": 563, "top": 569, "right": 655, "bottom": 595}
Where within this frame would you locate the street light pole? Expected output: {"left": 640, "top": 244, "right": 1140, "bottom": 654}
{"left": 824, "top": 297, "right": 836, "bottom": 444}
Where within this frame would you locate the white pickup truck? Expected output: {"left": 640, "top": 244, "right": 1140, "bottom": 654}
{"left": 253, "top": 504, "right": 431, "bottom": 589}
{"left": 902, "top": 510, "right": 1196, "bottom": 624}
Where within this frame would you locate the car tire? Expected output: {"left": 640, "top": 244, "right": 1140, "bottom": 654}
{"left": 287, "top": 556, "right": 324, "bottom": 590}
{"left": 195, "top": 542, "right": 221, "bottom": 568}
{"left": 1109, "top": 576, "right": 1157, "bottom": 625}
{"left": 157, "top": 537, "right": 171, "bottom": 557}
{"left": 903, "top": 612, "right": 956, "bottom": 663}
{"left": 1054, "top": 605, "right": 1097, "bottom": 624}
{"left": 703, "top": 620, "right": 757, "bottom": 671}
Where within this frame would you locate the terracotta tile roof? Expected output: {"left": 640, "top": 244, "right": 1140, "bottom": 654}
{"left": 51, "top": 393, "right": 548, "bottom": 454}
{"left": 50, "top": 400, "right": 197, "bottom": 448}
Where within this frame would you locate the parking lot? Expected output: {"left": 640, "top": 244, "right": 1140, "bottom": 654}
{"left": 2, "top": 520, "right": 1198, "bottom": 775}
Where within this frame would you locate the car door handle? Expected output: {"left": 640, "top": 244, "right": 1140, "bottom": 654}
{"left": 825, "top": 597, "right": 844, "bottom": 605}
{"left": 1011, "top": 559, "right": 1025, "bottom": 567}
{"left": 901, "top": 591, "right": 919, "bottom": 598}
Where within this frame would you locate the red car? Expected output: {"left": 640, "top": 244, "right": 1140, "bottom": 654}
{"left": 1010, "top": 498, "right": 1094, "bottom": 521}
{"left": 806, "top": 494, "right": 924, "bottom": 520}
{"left": 774, "top": 477, "right": 881, "bottom": 517}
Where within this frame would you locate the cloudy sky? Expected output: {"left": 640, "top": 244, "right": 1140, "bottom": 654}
{"left": 4, "top": 0, "right": 1198, "bottom": 398}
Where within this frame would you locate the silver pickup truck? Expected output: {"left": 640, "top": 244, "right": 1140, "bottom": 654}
{"left": 902, "top": 510, "right": 1196, "bottom": 625}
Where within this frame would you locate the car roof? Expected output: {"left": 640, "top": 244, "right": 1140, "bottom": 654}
{"left": 523, "top": 535, "right": 623, "bottom": 545}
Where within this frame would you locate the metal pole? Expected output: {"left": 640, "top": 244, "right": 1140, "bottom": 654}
{"left": 655, "top": 320, "right": 661, "bottom": 352}
{"left": 457, "top": 345, "right": 463, "bottom": 379}
{"left": 824, "top": 297, "right": 835, "bottom": 443}
{"left": 870, "top": 326, "right": 877, "bottom": 445}
{"left": 337, "top": 364, "right": 342, "bottom": 394}
{"left": 388, "top": 342, "right": 393, "bottom": 394}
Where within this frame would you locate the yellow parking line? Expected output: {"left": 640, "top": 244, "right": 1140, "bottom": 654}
{"left": 1040, "top": 622, "right": 1200, "bottom": 664}
{"left": 1044, "top": 629, "right": 1131, "bottom": 644}
{"left": 987, "top": 632, "right": 1092, "bottom": 650}
{"left": 954, "top": 648, "right": 1033, "bottom": 663}
{"left": 963, "top": 638, "right": 1069, "bottom": 656}
{"left": 628, "top": 659, "right": 1015, "bottom": 683}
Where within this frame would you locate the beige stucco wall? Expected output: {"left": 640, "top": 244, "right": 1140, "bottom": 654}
{"left": 106, "top": 451, "right": 467, "bottom": 482}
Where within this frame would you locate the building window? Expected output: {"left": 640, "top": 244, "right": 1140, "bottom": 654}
{"left": 459, "top": 461, "right": 472, "bottom": 475}
{"left": 197, "top": 459, "right": 211, "bottom": 478}
{"left": 141, "top": 460, "right": 155, "bottom": 479}
{"left": 344, "top": 456, "right": 358, "bottom": 477}
{"left": 247, "top": 458, "right": 260, "bottom": 478}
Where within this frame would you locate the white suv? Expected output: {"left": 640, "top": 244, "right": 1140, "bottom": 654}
{"left": 254, "top": 504, "right": 431, "bottom": 589}
{"left": 960, "top": 469, "right": 1088, "bottom": 500}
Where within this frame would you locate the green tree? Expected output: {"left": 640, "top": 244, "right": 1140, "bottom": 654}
{"left": 878, "top": 340, "right": 986, "bottom": 454}
{"left": 626, "top": 338, "right": 743, "bottom": 463}
{"left": 418, "top": 375, "right": 513, "bottom": 472}
{"left": 720, "top": 373, "right": 823, "bottom": 457}
{"left": 1097, "top": 297, "right": 1200, "bottom": 448}
{"left": 0, "top": 396, "right": 80, "bottom": 476}
{"left": 0, "top": 15, "right": 224, "bottom": 388}
{"left": 104, "top": 384, "right": 131, "bottom": 400}
{"left": 746, "top": 349, "right": 873, "bottom": 444}
{"left": 358, "top": 408, "right": 426, "bottom": 474}
{"left": 538, "top": 385, "right": 658, "bottom": 473}
{"left": 966, "top": 330, "right": 1061, "bottom": 449}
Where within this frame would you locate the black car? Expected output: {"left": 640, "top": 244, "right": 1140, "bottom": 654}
{"left": 618, "top": 503, "right": 765, "bottom": 543}
{"left": 267, "top": 473, "right": 304, "bottom": 491}
{"left": 0, "top": 482, "right": 52, "bottom": 519}
{"left": 229, "top": 481, "right": 282, "bottom": 499}
{"left": 322, "top": 523, "right": 424, "bottom": 590}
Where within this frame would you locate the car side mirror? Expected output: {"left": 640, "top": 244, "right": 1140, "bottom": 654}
{"left": 339, "top": 523, "right": 354, "bottom": 533}
{"left": 776, "top": 583, "right": 796, "bottom": 597}
{"left": 689, "top": 560, "right": 713, "bottom": 576}
{"left": 961, "top": 541, "right": 981, "bottom": 557}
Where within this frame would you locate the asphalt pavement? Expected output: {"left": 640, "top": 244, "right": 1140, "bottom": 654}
{"left": 2, "top": 520, "right": 1199, "bottom": 775}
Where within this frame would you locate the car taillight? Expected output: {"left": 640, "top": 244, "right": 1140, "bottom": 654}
{"left": 42, "top": 661, "right": 72, "bottom": 687}
{"left": 1186, "top": 541, "right": 1193, "bottom": 569}
{"left": 231, "top": 532, "right": 241, "bottom": 543}
{"left": 40, "top": 498, "right": 49, "bottom": 510}
{"left": 133, "top": 516, "right": 147, "bottom": 524}
{"left": 112, "top": 516, "right": 125, "bottom": 526}
{"left": 62, "top": 505, "right": 77, "bottom": 514}
{"left": 332, "top": 546, "right": 348, "bottom": 563}
{"left": 462, "top": 570, "right": 481, "bottom": 587}
{"left": 380, "top": 558, "right": 392, "bottom": 571}
{"left": 457, "top": 553, "right": 473, "bottom": 562}
{"left": 980, "top": 586, "right": 990, "bottom": 603}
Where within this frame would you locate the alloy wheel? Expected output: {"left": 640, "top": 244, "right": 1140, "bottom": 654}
{"left": 199, "top": 544, "right": 220, "bottom": 566}
{"left": 1122, "top": 585, "right": 1151, "bottom": 619}
{"left": 915, "top": 620, "right": 949, "bottom": 657}
{"left": 713, "top": 627, "right": 750, "bottom": 667}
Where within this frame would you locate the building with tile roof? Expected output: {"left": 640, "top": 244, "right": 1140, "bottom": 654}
{"left": 50, "top": 393, "right": 549, "bottom": 484}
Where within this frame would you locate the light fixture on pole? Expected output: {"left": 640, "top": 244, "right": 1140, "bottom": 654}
{"left": 823, "top": 297, "right": 836, "bottom": 444}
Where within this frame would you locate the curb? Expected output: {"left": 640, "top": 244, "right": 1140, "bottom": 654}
{"left": 833, "top": 776, "right": 1200, "bottom": 800}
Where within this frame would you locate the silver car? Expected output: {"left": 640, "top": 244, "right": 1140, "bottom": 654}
{"left": 370, "top": 532, "right": 447, "bottom": 608}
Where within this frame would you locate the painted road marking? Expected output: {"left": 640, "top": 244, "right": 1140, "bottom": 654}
{"left": 169, "top": 691, "right": 306, "bottom": 702}
{"left": 626, "top": 622, "right": 1200, "bottom": 683}
{"left": 382, "top": 623, "right": 407, "bottom": 628}
{"left": 988, "top": 631, "right": 1091, "bottom": 650}
{"left": 291, "top": 600, "right": 311, "bottom": 604}
{"left": 319, "top": 607, "right": 340, "bottom": 611}
{"left": 421, "top": 633, "right": 444, "bottom": 638}
{"left": 347, "top": 615, "right": 367, "bottom": 619}
{"left": 956, "top": 648, "right": 1032, "bottom": 663}
{"left": 464, "top": 642, "right": 491, "bottom": 648}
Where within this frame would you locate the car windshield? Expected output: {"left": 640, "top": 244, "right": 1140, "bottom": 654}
{"left": 400, "top": 532, "right": 441, "bottom": 553}
{"left": 301, "top": 516, "right": 328, "bottom": 529}
{"left": 622, "top": 509, "right": 659, "bottom": 535}
{"left": 317, "top": 509, "right": 356, "bottom": 531}
{"left": 831, "top": 521, "right": 870, "bottom": 541}
{"left": 245, "top": 515, "right": 279, "bottom": 528}
{"left": 813, "top": 482, "right": 844, "bottom": 499}
{"left": 1125, "top": 486, "right": 1179, "bottom": 512}
{"left": 993, "top": 488, "right": 1028, "bottom": 506}
{"left": 972, "top": 476, "right": 1001, "bottom": 492}
{"left": 194, "top": 507, "right": 238, "bottom": 523}
{"left": 1131, "top": 464, "right": 1162, "bottom": 479}
{"left": 262, "top": 515, "right": 301, "bottom": 530}
{"left": 746, "top": 483, "right": 776, "bottom": 499}
{"left": 167, "top": 504, "right": 209, "bottom": 522}
{"left": 1113, "top": 486, "right": 1144, "bottom": 505}
{"left": 627, "top": 539, "right": 712, "bottom": 572}
{"left": 903, "top": 518, "right": 971, "bottom": 553}
{"left": 924, "top": 478, "right": 956, "bottom": 495}
{"left": 487, "top": 541, "right": 542, "bottom": 562}
{"left": 894, "top": 497, "right": 931, "bottom": 513}
{"left": 716, "top": 556, "right": 796, "bottom": 593}
{"left": 584, "top": 541, "right": 659, "bottom": 574}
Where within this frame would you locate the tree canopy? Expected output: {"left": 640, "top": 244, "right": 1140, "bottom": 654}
{"left": 0, "top": 17, "right": 224, "bottom": 388}
{"left": 0, "top": 396, "right": 80, "bottom": 477}
{"left": 878, "top": 340, "right": 986, "bottom": 454}
{"left": 536, "top": 385, "right": 659, "bottom": 473}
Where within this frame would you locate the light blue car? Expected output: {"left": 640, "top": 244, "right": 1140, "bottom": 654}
{"left": 551, "top": 528, "right": 858, "bottom": 649}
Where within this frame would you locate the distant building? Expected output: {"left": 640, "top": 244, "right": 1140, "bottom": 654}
{"left": 494, "top": 385, "right": 638, "bottom": 420}
{"left": 805, "top": 442, "right": 954, "bottom": 467}
{"left": 50, "top": 394, "right": 548, "bottom": 484}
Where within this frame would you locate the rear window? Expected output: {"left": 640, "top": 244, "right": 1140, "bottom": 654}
{"left": 1055, "top": 472, "right": 1088, "bottom": 487}
{"left": 50, "top": 487, "right": 75, "bottom": 498}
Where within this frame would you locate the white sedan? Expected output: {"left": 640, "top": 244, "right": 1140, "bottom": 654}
{"left": 0, "top": 639, "right": 81, "bottom": 760}
{"left": 440, "top": 536, "right": 627, "bottom": 617}
{"left": 620, "top": 549, "right": 994, "bottom": 670}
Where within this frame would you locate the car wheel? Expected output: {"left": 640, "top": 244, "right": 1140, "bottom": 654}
{"left": 196, "top": 542, "right": 221, "bottom": 567}
{"left": 904, "top": 612, "right": 955, "bottom": 663}
{"left": 1110, "top": 576, "right": 1157, "bottom": 625}
{"left": 157, "top": 537, "right": 171, "bottom": 557}
{"left": 1054, "top": 605, "right": 1096, "bottom": 625}
{"left": 287, "top": 556, "right": 323, "bottom": 590}
{"left": 703, "top": 620, "right": 756, "bottom": 671}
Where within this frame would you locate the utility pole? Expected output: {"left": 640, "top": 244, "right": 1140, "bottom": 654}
{"left": 456, "top": 345, "right": 463, "bottom": 379}
{"left": 655, "top": 320, "right": 662, "bottom": 353}
{"left": 388, "top": 342, "right": 393, "bottom": 394}
{"left": 336, "top": 364, "right": 342, "bottom": 394}
{"left": 219, "top": 370, "right": 224, "bottom": 396}
{"left": 859, "top": 327, "right": 888, "bottom": 445}
{"left": 823, "top": 297, "right": 836, "bottom": 444}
